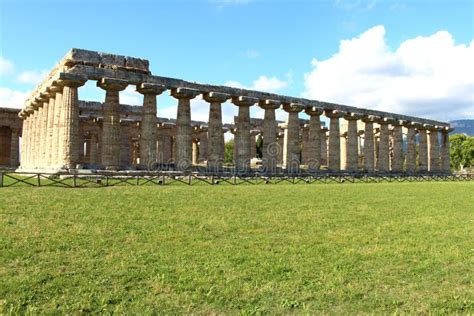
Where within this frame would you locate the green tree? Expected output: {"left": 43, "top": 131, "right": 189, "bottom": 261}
{"left": 256, "top": 134, "right": 263, "bottom": 158}
{"left": 224, "top": 139, "right": 234, "bottom": 164}
{"left": 450, "top": 134, "right": 474, "bottom": 170}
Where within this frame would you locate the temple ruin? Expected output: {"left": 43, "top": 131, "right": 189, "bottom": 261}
{"left": 1, "top": 48, "right": 453, "bottom": 174}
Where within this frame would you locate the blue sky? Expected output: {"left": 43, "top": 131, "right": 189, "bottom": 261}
{"left": 1, "top": 0, "right": 473, "bottom": 123}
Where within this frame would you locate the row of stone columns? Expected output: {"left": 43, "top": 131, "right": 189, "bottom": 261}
{"left": 20, "top": 74, "right": 86, "bottom": 170}
{"left": 19, "top": 75, "right": 452, "bottom": 174}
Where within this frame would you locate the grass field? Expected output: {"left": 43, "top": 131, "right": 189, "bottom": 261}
{"left": 1, "top": 182, "right": 473, "bottom": 314}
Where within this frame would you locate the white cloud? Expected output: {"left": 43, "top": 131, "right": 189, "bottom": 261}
{"left": 120, "top": 86, "right": 142, "bottom": 105}
{"left": 0, "top": 57, "right": 14, "bottom": 75}
{"left": 303, "top": 25, "right": 474, "bottom": 121}
{"left": 17, "top": 70, "right": 49, "bottom": 85}
{"left": 225, "top": 75, "right": 289, "bottom": 93}
{"left": 0, "top": 87, "right": 29, "bottom": 109}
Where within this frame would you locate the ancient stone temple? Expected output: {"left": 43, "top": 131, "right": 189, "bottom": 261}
{"left": 4, "top": 48, "right": 453, "bottom": 174}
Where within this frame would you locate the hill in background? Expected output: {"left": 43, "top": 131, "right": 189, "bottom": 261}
{"left": 449, "top": 119, "right": 474, "bottom": 136}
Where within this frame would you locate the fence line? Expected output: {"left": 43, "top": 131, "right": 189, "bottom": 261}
{"left": 0, "top": 171, "right": 473, "bottom": 188}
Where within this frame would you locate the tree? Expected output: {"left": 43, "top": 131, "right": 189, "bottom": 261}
{"left": 224, "top": 139, "right": 234, "bottom": 164}
{"left": 450, "top": 134, "right": 474, "bottom": 170}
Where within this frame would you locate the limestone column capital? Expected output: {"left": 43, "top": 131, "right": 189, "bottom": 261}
{"left": 344, "top": 112, "right": 362, "bottom": 121}
{"left": 442, "top": 126, "right": 454, "bottom": 133}
{"left": 391, "top": 119, "right": 406, "bottom": 127}
{"left": 170, "top": 87, "right": 200, "bottom": 99}
{"left": 203, "top": 91, "right": 230, "bottom": 103}
{"left": 56, "top": 73, "right": 87, "bottom": 87}
{"left": 258, "top": 99, "right": 281, "bottom": 110}
{"left": 46, "top": 85, "right": 61, "bottom": 96}
{"left": 137, "top": 82, "right": 167, "bottom": 95}
{"left": 361, "top": 114, "right": 379, "bottom": 123}
{"left": 282, "top": 103, "right": 304, "bottom": 113}
{"left": 373, "top": 116, "right": 394, "bottom": 125}
{"left": 97, "top": 77, "right": 128, "bottom": 91}
{"left": 403, "top": 121, "right": 419, "bottom": 129}
{"left": 34, "top": 97, "right": 46, "bottom": 108}
{"left": 305, "top": 106, "right": 323, "bottom": 116}
{"left": 231, "top": 96, "right": 258, "bottom": 107}
{"left": 40, "top": 92, "right": 51, "bottom": 100}
{"left": 324, "top": 109, "right": 344, "bottom": 118}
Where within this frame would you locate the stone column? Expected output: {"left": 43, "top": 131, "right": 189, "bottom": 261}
{"left": 45, "top": 87, "right": 58, "bottom": 168}
{"left": 320, "top": 127, "right": 328, "bottom": 166}
{"left": 282, "top": 103, "right": 304, "bottom": 173}
{"left": 428, "top": 126, "right": 441, "bottom": 173}
{"left": 203, "top": 92, "right": 230, "bottom": 171}
{"left": 10, "top": 127, "right": 19, "bottom": 167}
{"left": 344, "top": 113, "right": 361, "bottom": 172}
{"left": 54, "top": 74, "right": 87, "bottom": 170}
{"left": 250, "top": 131, "right": 258, "bottom": 160}
{"left": 277, "top": 131, "right": 284, "bottom": 166}
{"left": 97, "top": 77, "right": 128, "bottom": 170}
{"left": 38, "top": 95, "right": 50, "bottom": 168}
{"left": 258, "top": 99, "right": 280, "bottom": 173}
{"left": 192, "top": 139, "right": 199, "bottom": 165}
{"left": 404, "top": 122, "right": 417, "bottom": 173}
{"left": 170, "top": 87, "right": 200, "bottom": 171}
{"left": 137, "top": 82, "right": 166, "bottom": 169}
{"left": 89, "top": 134, "right": 98, "bottom": 166}
{"left": 52, "top": 84, "right": 63, "bottom": 168}
{"left": 197, "top": 128, "right": 208, "bottom": 163}
{"left": 376, "top": 117, "right": 392, "bottom": 173}
{"left": 33, "top": 101, "right": 44, "bottom": 168}
{"left": 417, "top": 125, "right": 429, "bottom": 173}
{"left": 391, "top": 120, "right": 405, "bottom": 173}
{"left": 28, "top": 108, "right": 37, "bottom": 168}
{"left": 325, "top": 110, "right": 343, "bottom": 172}
{"left": 361, "top": 115, "right": 376, "bottom": 173}
{"left": 440, "top": 127, "right": 452, "bottom": 174}
{"left": 232, "top": 96, "right": 257, "bottom": 172}
{"left": 305, "top": 107, "right": 323, "bottom": 172}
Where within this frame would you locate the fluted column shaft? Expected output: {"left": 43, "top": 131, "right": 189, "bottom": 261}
{"left": 171, "top": 88, "right": 200, "bottom": 171}
{"left": 283, "top": 103, "right": 303, "bottom": 173}
{"left": 59, "top": 80, "right": 85, "bottom": 169}
{"left": 391, "top": 122, "right": 404, "bottom": 173}
{"left": 34, "top": 107, "right": 43, "bottom": 168}
{"left": 428, "top": 128, "right": 440, "bottom": 173}
{"left": 306, "top": 108, "right": 323, "bottom": 172}
{"left": 232, "top": 96, "right": 257, "bottom": 172}
{"left": 405, "top": 125, "right": 417, "bottom": 173}
{"left": 345, "top": 114, "right": 360, "bottom": 172}
{"left": 45, "top": 95, "right": 56, "bottom": 167}
{"left": 326, "top": 110, "right": 343, "bottom": 171}
{"left": 418, "top": 128, "right": 428, "bottom": 173}
{"left": 39, "top": 101, "right": 49, "bottom": 168}
{"left": 137, "top": 83, "right": 166, "bottom": 169}
{"left": 259, "top": 100, "right": 279, "bottom": 173}
{"left": 377, "top": 121, "right": 390, "bottom": 172}
{"left": 98, "top": 78, "right": 127, "bottom": 170}
{"left": 440, "top": 129, "right": 451, "bottom": 173}
{"left": 52, "top": 89, "right": 63, "bottom": 168}
{"left": 362, "top": 118, "right": 375, "bottom": 172}
{"left": 204, "top": 92, "right": 229, "bottom": 171}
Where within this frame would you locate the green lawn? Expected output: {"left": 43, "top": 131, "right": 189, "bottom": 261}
{"left": 1, "top": 183, "right": 473, "bottom": 314}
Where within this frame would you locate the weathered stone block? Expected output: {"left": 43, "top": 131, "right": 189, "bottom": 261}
{"left": 64, "top": 48, "right": 101, "bottom": 65}
{"left": 99, "top": 53, "right": 126, "bottom": 68}
{"left": 125, "top": 57, "right": 149, "bottom": 72}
